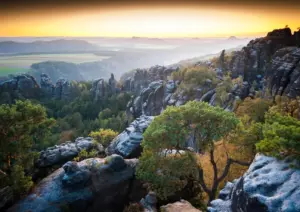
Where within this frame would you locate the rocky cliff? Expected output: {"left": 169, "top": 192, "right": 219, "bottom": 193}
{"left": 8, "top": 155, "right": 145, "bottom": 212}
{"left": 208, "top": 154, "right": 300, "bottom": 212}
{"left": 123, "top": 28, "right": 300, "bottom": 119}
{"left": 122, "top": 65, "right": 179, "bottom": 93}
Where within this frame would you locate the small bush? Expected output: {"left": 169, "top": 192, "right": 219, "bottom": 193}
{"left": 256, "top": 111, "right": 300, "bottom": 159}
{"left": 89, "top": 128, "right": 118, "bottom": 147}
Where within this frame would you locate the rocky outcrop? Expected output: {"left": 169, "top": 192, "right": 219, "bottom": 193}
{"left": 91, "top": 74, "right": 119, "bottom": 101}
{"left": 8, "top": 155, "right": 144, "bottom": 212}
{"left": 0, "top": 74, "right": 40, "bottom": 98}
{"left": 229, "top": 28, "right": 298, "bottom": 84}
{"left": 208, "top": 154, "right": 300, "bottom": 212}
{"left": 54, "top": 78, "right": 71, "bottom": 99}
{"left": 266, "top": 47, "right": 300, "bottom": 97}
{"left": 122, "top": 65, "right": 179, "bottom": 93}
{"left": 160, "top": 200, "right": 201, "bottom": 212}
{"left": 40, "top": 73, "right": 54, "bottom": 96}
{"left": 0, "top": 73, "right": 74, "bottom": 100}
{"left": 108, "top": 73, "right": 117, "bottom": 93}
{"left": 36, "top": 137, "right": 103, "bottom": 168}
{"left": 106, "top": 115, "right": 154, "bottom": 158}
{"left": 126, "top": 79, "right": 181, "bottom": 118}
{"left": 91, "top": 78, "right": 106, "bottom": 101}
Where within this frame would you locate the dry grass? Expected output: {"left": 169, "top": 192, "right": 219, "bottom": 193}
{"left": 196, "top": 140, "right": 252, "bottom": 200}
{"left": 59, "top": 130, "right": 74, "bottom": 143}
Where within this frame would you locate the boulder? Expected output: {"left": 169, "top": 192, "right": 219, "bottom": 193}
{"left": 140, "top": 192, "right": 158, "bottom": 212}
{"left": 106, "top": 115, "right": 154, "bottom": 158}
{"left": 0, "top": 186, "right": 13, "bottom": 211}
{"left": 208, "top": 154, "right": 300, "bottom": 212}
{"left": 200, "top": 89, "right": 216, "bottom": 103}
{"left": 160, "top": 200, "right": 201, "bottom": 212}
{"left": 8, "top": 155, "right": 142, "bottom": 212}
{"left": 36, "top": 137, "right": 102, "bottom": 168}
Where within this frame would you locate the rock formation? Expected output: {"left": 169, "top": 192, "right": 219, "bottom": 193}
{"left": 208, "top": 154, "right": 300, "bottom": 212}
{"left": 106, "top": 115, "right": 154, "bottom": 158}
{"left": 160, "top": 200, "right": 201, "bottom": 212}
{"left": 267, "top": 47, "right": 300, "bottom": 97}
{"left": 108, "top": 73, "right": 117, "bottom": 93}
{"left": 36, "top": 137, "right": 103, "bottom": 168}
{"left": 140, "top": 192, "right": 158, "bottom": 212}
{"left": 40, "top": 73, "right": 54, "bottom": 96}
{"left": 91, "top": 73, "right": 119, "bottom": 101}
{"left": 54, "top": 78, "right": 71, "bottom": 99}
{"left": 0, "top": 73, "right": 74, "bottom": 100}
{"left": 91, "top": 78, "right": 106, "bottom": 101}
{"left": 0, "top": 74, "right": 40, "bottom": 98}
{"left": 8, "top": 155, "right": 145, "bottom": 212}
{"left": 122, "top": 65, "right": 179, "bottom": 93}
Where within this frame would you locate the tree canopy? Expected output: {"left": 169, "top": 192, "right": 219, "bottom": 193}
{"left": 0, "top": 100, "right": 54, "bottom": 195}
{"left": 137, "top": 101, "right": 241, "bottom": 200}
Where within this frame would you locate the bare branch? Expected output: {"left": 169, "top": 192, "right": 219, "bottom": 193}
{"left": 231, "top": 159, "right": 251, "bottom": 166}
{"left": 0, "top": 169, "right": 7, "bottom": 176}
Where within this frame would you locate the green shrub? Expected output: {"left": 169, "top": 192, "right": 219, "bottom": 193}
{"left": 172, "top": 66, "right": 217, "bottom": 98}
{"left": 74, "top": 149, "right": 98, "bottom": 161}
{"left": 256, "top": 111, "right": 300, "bottom": 158}
{"left": 235, "top": 97, "right": 272, "bottom": 122}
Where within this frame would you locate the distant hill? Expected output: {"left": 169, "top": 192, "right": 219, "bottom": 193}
{"left": 29, "top": 60, "right": 111, "bottom": 82}
{"left": 228, "top": 36, "right": 238, "bottom": 40}
{"left": 30, "top": 61, "right": 84, "bottom": 82}
{"left": 0, "top": 39, "right": 99, "bottom": 53}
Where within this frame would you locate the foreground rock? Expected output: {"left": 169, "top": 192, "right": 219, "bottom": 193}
{"left": 106, "top": 115, "right": 154, "bottom": 158}
{"left": 36, "top": 137, "right": 103, "bottom": 168}
{"left": 160, "top": 200, "right": 201, "bottom": 212}
{"left": 9, "top": 155, "right": 144, "bottom": 212}
{"left": 140, "top": 192, "right": 158, "bottom": 212}
{"left": 208, "top": 154, "right": 300, "bottom": 212}
{"left": 0, "top": 186, "right": 13, "bottom": 210}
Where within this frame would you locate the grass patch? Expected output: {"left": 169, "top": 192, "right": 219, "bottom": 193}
{"left": 0, "top": 67, "right": 30, "bottom": 76}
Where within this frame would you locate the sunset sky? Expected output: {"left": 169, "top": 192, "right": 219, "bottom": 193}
{"left": 1, "top": 0, "right": 300, "bottom": 37}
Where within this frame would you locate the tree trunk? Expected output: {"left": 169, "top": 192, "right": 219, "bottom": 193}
{"left": 198, "top": 147, "right": 251, "bottom": 204}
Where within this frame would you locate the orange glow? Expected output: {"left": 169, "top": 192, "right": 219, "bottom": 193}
{"left": 1, "top": 6, "right": 299, "bottom": 37}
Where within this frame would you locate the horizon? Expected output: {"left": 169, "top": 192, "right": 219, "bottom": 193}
{"left": 1, "top": 0, "right": 300, "bottom": 38}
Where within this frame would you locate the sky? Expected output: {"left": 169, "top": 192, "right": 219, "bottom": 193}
{"left": 1, "top": 0, "right": 300, "bottom": 38}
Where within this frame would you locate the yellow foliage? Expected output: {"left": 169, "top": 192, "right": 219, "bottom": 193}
{"left": 235, "top": 97, "right": 272, "bottom": 122}
{"left": 197, "top": 140, "right": 251, "bottom": 201}
{"left": 89, "top": 128, "right": 118, "bottom": 147}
